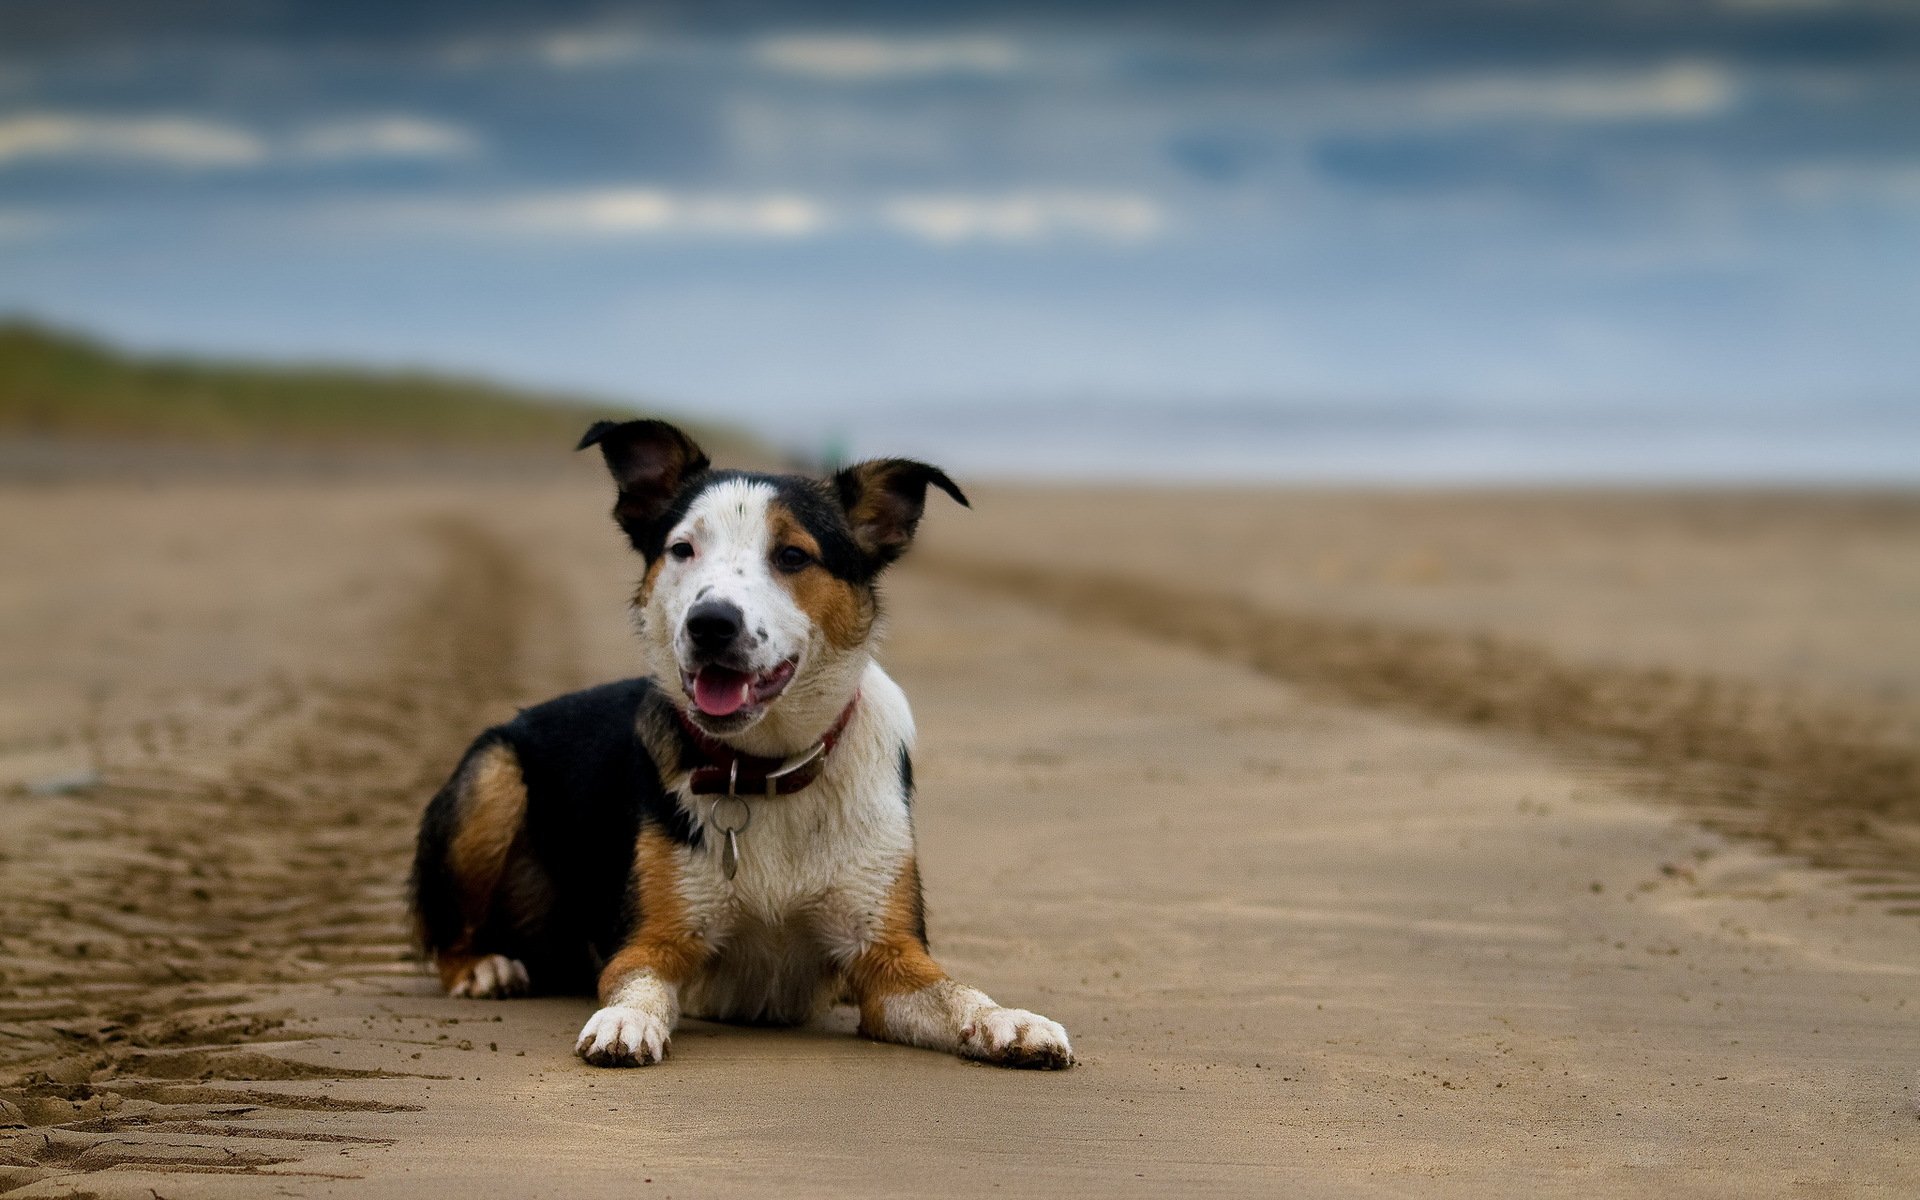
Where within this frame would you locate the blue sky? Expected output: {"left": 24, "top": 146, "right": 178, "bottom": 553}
{"left": 1, "top": 1, "right": 1916, "bottom": 476}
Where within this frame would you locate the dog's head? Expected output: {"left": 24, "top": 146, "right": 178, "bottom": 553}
{"left": 579, "top": 419, "right": 967, "bottom": 745}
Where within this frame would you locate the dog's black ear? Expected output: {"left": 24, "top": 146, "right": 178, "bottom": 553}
{"left": 832, "top": 458, "right": 969, "bottom": 568}
{"left": 577, "top": 419, "right": 711, "bottom": 555}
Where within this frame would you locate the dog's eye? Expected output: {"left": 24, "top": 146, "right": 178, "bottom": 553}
{"left": 669, "top": 541, "right": 695, "bottom": 561}
{"left": 774, "top": 546, "right": 812, "bottom": 573}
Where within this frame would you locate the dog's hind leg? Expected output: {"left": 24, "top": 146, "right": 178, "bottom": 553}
{"left": 410, "top": 735, "right": 535, "bottom": 998}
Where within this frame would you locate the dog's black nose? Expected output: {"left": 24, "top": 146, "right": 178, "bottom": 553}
{"left": 685, "top": 599, "right": 744, "bottom": 654}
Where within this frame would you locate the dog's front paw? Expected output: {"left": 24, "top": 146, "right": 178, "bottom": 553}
{"left": 447, "top": 954, "right": 530, "bottom": 999}
{"left": 960, "top": 1007, "right": 1074, "bottom": 1070}
{"left": 575, "top": 1006, "right": 671, "bottom": 1067}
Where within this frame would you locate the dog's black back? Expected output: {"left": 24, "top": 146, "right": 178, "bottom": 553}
{"left": 410, "top": 678, "right": 689, "bottom": 991}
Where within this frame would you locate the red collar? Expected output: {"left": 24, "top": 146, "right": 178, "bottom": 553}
{"left": 673, "top": 692, "right": 860, "bottom": 797}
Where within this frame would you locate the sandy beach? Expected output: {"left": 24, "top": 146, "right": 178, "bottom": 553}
{"left": 2, "top": 453, "right": 1917, "bottom": 1197}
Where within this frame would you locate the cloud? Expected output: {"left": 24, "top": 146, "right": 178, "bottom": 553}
{"left": 290, "top": 116, "right": 480, "bottom": 163}
{"left": 880, "top": 192, "right": 1164, "bottom": 244}
{"left": 437, "top": 23, "right": 655, "bottom": 71}
{"left": 0, "top": 113, "right": 265, "bottom": 168}
{"left": 395, "top": 188, "right": 832, "bottom": 239}
{"left": 1418, "top": 61, "right": 1741, "bottom": 123}
{"left": 0, "top": 111, "right": 483, "bottom": 171}
{"left": 753, "top": 33, "right": 1021, "bottom": 81}
{"left": 332, "top": 186, "right": 1165, "bottom": 246}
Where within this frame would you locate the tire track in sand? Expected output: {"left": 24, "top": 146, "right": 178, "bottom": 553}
{"left": 0, "top": 516, "right": 540, "bottom": 1187}
{"left": 925, "top": 555, "right": 1920, "bottom": 890}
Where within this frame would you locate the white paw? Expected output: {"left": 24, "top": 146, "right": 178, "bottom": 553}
{"left": 575, "top": 1006, "right": 671, "bottom": 1067}
{"left": 959, "top": 1006, "right": 1074, "bottom": 1070}
{"left": 448, "top": 954, "right": 530, "bottom": 999}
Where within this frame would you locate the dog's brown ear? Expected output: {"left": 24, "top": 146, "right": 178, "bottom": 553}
{"left": 832, "top": 458, "right": 969, "bottom": 569}
{"left": 577, "top": 419, "right": 711, "bottom": 555}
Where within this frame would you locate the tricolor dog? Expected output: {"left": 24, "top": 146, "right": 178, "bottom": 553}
{"left": 409, "top": 419, "right": 1073, "bottom": 1069}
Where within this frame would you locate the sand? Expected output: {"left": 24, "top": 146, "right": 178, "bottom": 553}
{"left": 1, "top": 456, "right": 1917, "bottom": 1197}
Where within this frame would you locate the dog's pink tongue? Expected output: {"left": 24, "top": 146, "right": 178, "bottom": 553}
{"left": 694, "top": 667, "right": 752, "bottom": 717}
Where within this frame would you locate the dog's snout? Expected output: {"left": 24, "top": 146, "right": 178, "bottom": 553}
{"left": 685, "top": 599, "right": 744, "bottom": 655}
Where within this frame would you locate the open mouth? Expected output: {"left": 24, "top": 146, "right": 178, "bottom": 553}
{"left": 682, "top": 658, "right": 797, "bottom": 720}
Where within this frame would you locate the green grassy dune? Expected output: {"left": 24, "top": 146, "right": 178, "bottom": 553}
{"left": 0, "top": 320, "right": 735, "bottom": 451}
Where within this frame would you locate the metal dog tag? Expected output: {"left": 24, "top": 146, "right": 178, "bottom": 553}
{"left": 709, "top": 795, "right": 752, "bottom": 881}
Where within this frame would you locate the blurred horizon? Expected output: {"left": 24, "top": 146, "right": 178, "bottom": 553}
{"left": 1, "top": 1, "right": 1917, "bottom": 481}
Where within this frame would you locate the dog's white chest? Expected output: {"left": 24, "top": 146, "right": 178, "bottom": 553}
{"left": 681, "top": 910, "right": 836, "bottom": 1025}
{"left": 674, "top": 840, "right": 861, "bottom": 1025}
{"left": 674, "top": 783, "right": 910, "bottom": 1023}
{"left": 684, "top": 781, "right": 907, "bottom": 925}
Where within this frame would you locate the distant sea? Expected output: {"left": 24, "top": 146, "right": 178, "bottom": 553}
{"left": 786, "top": 401, "right": 1920, "bottom": 485}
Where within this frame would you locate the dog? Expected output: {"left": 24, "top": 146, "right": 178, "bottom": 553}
{"left": 409, "top": 419, "right": 1073, "bottom": 1070}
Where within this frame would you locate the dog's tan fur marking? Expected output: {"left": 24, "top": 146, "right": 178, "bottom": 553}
{"left": 435, "top": 951, "right": 487, "bottom": 993}
{"left": 767, "top": 504, "right": 872, "bottom": 650}
{"left": 847, "top": 858, "right": 947, "bottom": 1035}
{"left": 445, "top": 743, "right": 526, "bottom": 944}
{"left": 835, "top": 459, "right": 923, "bottom": 560}
{"left": 598, "top": 827, "right": 708, "bottom": 1002}
{"left": 632, "top": 555, "right": 665, "bottom": 610}
{"left": 835, "top": 460, "right": 894, "bottom": 539}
